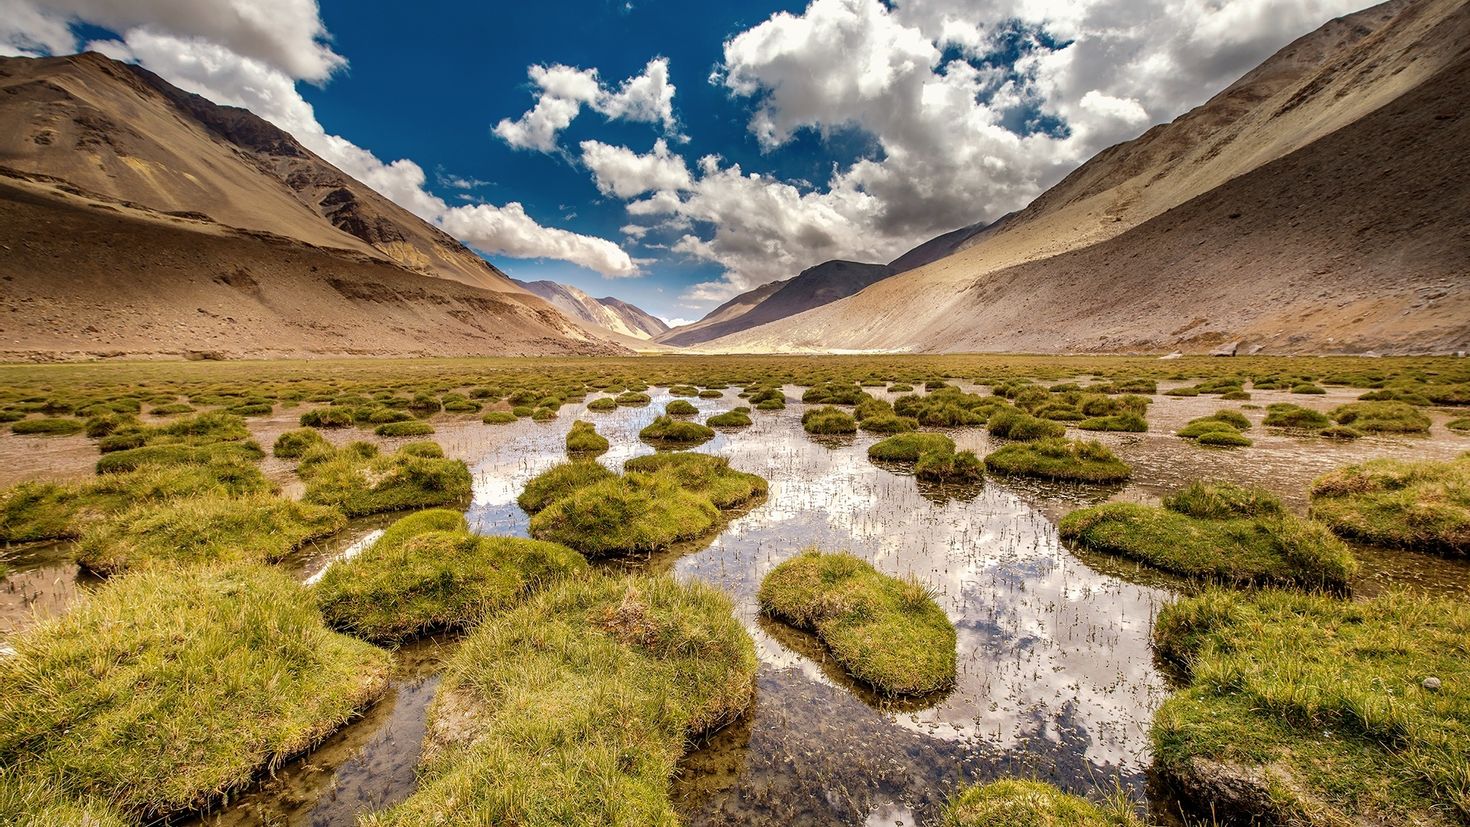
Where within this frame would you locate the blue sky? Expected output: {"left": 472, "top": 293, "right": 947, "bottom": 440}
{"left": 3, "top": 0, "right": 1372, "bottom": 324}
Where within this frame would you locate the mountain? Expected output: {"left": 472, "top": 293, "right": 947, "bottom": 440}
{"left": 0, "top": 51, "right": 624, "bottom": 359}
{"left": 697, "top": 0, "right": 1470, "bottom": 355}
{"left": 513, "top": 280, "right": 668, "bottom": 340}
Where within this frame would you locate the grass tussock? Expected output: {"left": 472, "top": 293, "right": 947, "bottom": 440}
{"left": 0, "top": 564, "right": 388, "bottom": 821}
{"left": 481, "top": 410, "right": 518, "bottom": 423}
{"left": 301, "top": 441, "right": 472, "bottom": 517}
{"left": 664, "top": 399, "right": 699, "bottom": 416}
{"left": 0, "top": 459, "right": 269, "bottom": 543}
{"left": 942, "top": 780, "right": 1141, "bottom": 827}
{"left": 1152, "top": 589, "right": 1470, "bottom": 825}
{"left": 96, "top": 440, "right": 264, "bottom": 474}
{"left": 1330, "top": 401, "right": 1432, "bottom": 434}
{"left": 987, "top": 409, "right": 1066, "bottom": 441}
{"left": 314, "top": 509, "right": 586, "bottom": 643}
{"left": 1310, "top": 455, "right": 1469, "bottom": 555}
{"left": 915, "top": 447, "right": 985, "bottom": 483}
{"left": 1262, "top": 402, "right": 1332, "bottom": 430}
{"left": 363, "top": 574, "right": 755, "bottom": 826}
{"left": 10, "top": 417, "right": 84, "bottom": 436}
{"left": 759, "top": 550, "right": 955, "bottom": 695}
{"left": 375, "top": 419, "right": 435, "bottom": 438}
{"left": 802, "top": 406, "right": 858, "bottom": 435}
{"left": 565, "top": 420, "right": 609, "bottom": 456}
{"left": 868, "top": 432, "right": 955, "bottom": 462}
{"left": 1060, "top": 482, "right": 1357, "bottom": 589}
{"left": 639, "top": 415, "right": 715, "bottom": 447}
{"left": 985, "top": 438, "right": 1131, "bottom": 483}
{"left": 273, "top": 427, "right": 329, "bottom": 458}
{"left": 523, "top": 454, "right": 765, "bottom": 557}
{"left": 706, "top": 408, "right": 752, "bottom": 428}
{"left": 75, "top": 493, "right": 345, "bottom": 575}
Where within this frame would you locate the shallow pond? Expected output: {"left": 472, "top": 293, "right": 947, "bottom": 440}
{"left": 3, "top": 381, "right": 1467, "bottom": 825}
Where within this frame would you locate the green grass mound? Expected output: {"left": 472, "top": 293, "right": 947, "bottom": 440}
{"left": 529, "top": 473, "right": 719, "bottom": 557}
{"left": 669, "top": 384, "right": 699, "bottom": 397}
{"left": 707, "top": 409, "right": 752, "bottom": 428}
{"left": 1330, "top": 401, "right": 1432, "bottom": 434}
{"left": 639, "top": 415, "right": 715, "bottom": 446}
{"left": 1152, "top": 589, "right": 1470, "bottom": 825}
{"left": 1060, "top": 482, "right": 1357, "bottom": 589}
{"left": 517, "top": 460, "right": 617, "bottom": 513}
{"left": 1310, "top": 456, "right": 1469, "bottom": 555}
{"left": 314, "top": 512, "right": 586, "bottom": 643}
{"left": 95, "top": 435, "right": 265, "bottom": 473}
{"left": 1320, "top": 424, "right": 1363, "bottom": 440}
{"left": 759, "top": 550, "right": 955, "bottom": 695}
{"left": 0, "top": 777, "right": 129, "bottom": 827}
{"left": 273, "top": 427, "right": 329, "bottom": 458}
{"left": 301, "top": 441, "right": 472, "bottom": 517}
{"left": 915, "top": 448, "right": 985, "bottom": 483}
{"left": 802, "top": 383, "right": 870, "bottom": 405}
{"left": 1076, "top": 412, "right": 1147, "bottom": 432}
{"left": 374, "top": 419, "right": 435, "bottom": 438}
{"left": 942, "top": 780, "right": 1140, "bottom": 827}
{"left": 615, "top": 391, "right": 651, "bottom": 406}
{"left": 868, "top": 432, "right": 955, "bottom": 462}
{"left": 565, "top": 420, "right": 609, "bottom": 456}
{"left": 623, "top": 452, "right": 768, "bottom": 509}
{"left": 859, "top": 412, "right": 918, "bottom": 433}
{"left": 586, "top": 396, "right": 618, "bottom": 411}
{"left": 362, "top": 574, "right": 755, "bottom": 827}
{"left": 0, "top": 564, "right": 388, "bottom": 822}
{"left": 1177, "top": 410, "right": 1252, "bottom": 446}
{"left": 985, "top": 438, "right": 1131, "bottom": 483}
{"left": 1262, "top": 402, "right": 1332, "bottom": 430}
{"left": 988, "top": 409, "right": 1066, "bottom": 441}
{"left": 75, "top": 493, "right": 345, "bottom": 575}
{"left": 1446, "top": 417, "right": 1470, "bottom": 432}
{"left": 664, "top": 399, "right": 699, "bottom": 416}
{"left": 481, "top": 410, "right": 518, "bottom": 424}
{"left": 1196, "top": 429, "right": 1253, "bottom": 447}
{"left": 299, "top": 407, "right": 356, "bottom": 428}
{"left": 0, "top": 459, "right": 269, "bottom": 543}
{"left": 10, "top": 417, "right": 84, "bottom": 436}
{"left": 802, "top": 406, "right": 858, "bottom": 435}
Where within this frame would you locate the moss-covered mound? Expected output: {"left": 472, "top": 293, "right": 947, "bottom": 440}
{"left": 615, "top": 391, "right": 651, "bottom": 406}
{"left": 987, "top": 409, "right": 1066, "bottom": 441}
{"left": 273, "top": 427, "right": 329, "bottom": 458}
{"left": 1310, "top": 456, "right": 1469, "bottom": 555}
{"left": 1152, "top": 589, "right": 1470, "bottom": 825}
{"left": 868, "top": 432, "right": 956, "bottom": 462}
{"left": 0, "top": 564, "right": 388, "bottom": 822}
{"left": 759, "top": 550, "right": 955, "bottom": 695}
{"left": 314, "top": 511, "right": 586, "bottom": 643}
{"left": 10, "top": 417, "right": 84, "bottom": 436}
{"left": 517, "top": 460, "right": 617, "bottom": 514}
{"left": 802, "top": 405, "right": 858, "bottom": 435}
{"left": 1262, "top": 402, "right": 1332, "bottom": 430}
{"left": 375, "top": 419, "right": 435, "bottom": 438}
{"left": 623, "top": 452, "right": 768, "bottom": 509}
{"left": 985, "top": 438, "right": 1131, "bottom": 483}
{"left": 707, "top": 409, "right": 752, "bottom": 428}
{"left": 0, "top": 459, "right": 269, "bottom": 543}
{"left": 96, "top": 440, "right": 265, "bottom": 474}
{"left": 942, "top": 780, "right": 1140, "bottom": 827}
{"left": 1076, "top": 411, "right": 1147, "bottom": 432}
{"left": 1330, "top": 400, "right": 1432, "bottom": 434}
{"left": 74, "top": 493, "right": 344, "bottom": 575}
{"left": 915, "top": 448, "right": 985, "bottom": 483}
{"left": 664, "top": 399, "right": 699, "bottom": 416}
{"left": 1060, "top": 482, "right": 1357, "bottom": 589}
{"left": 565, "top": 419, "right": 609, "bottom": 456}
{"left": 522, "top": 454, "right": 765, "bottom": 557}
{"left": 639, "top": 415, "right": 715, "bottom": 447}
{"left": 301, "top": 441, "right": 472, "bottom": 517}
{"left": 362, "top": 574, "right": 755, "bottom": 826}
{"left": 481, "top": 410, "right": 518, "bottom": 424}
{"left": 529, "top": 473, "right": 719, "bottom": 557}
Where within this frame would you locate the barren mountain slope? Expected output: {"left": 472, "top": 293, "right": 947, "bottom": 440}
{"left": 514, "top": 280, "right": 669, "bottom": 339}
{"left": 0, "top": 173, "right": 621, "bottom": 360}
{"left": 0, "top": 52, "right": 517, "bottom": 292}
{"left": 653, "top": 279, "right": 789, "bottom": 344}
{"left": 658, "top": 261, "right": 891, "bottom": 347}
{"left": 705, "top": 0, "right": 1467, "bottom": 354}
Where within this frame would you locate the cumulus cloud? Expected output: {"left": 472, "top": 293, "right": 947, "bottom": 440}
{"left": 494, "top": 57, "right": 680, "bottom": 152}
{"left": 620, "top": 0, "right": 1369, "bottom": 305}
{"left": 2, "top": 0, "right": 638, "bottom": 277}
{"left": 580, "top": 138, "right": 692, "bottom": 199}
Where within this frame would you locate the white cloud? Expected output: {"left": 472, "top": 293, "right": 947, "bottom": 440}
{"left": 1, "top": 0, "right": 343, "bottom": 80}
{"left": 494, "top": 57, "right": 681, "bottom": 152}
{"left": 625, "top": 0, "right": 1370, "bottom": 306}
{"left": 580, "top": 138, "right": 692, "bottom": 199}
{"left": 3, "top": 2, "right": 638, "bottom": 278}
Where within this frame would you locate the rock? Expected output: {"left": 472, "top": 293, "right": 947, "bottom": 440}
{"left": 1159, "top": 351, "right": 1183, "bottom": 360}
{"left": 1423, "top": 676, "right": 1442, "bottom": 691}
{"left": 1211, "top": 341, "right": 1241, "bottom": 357}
